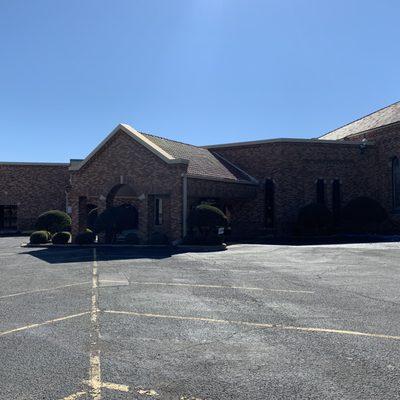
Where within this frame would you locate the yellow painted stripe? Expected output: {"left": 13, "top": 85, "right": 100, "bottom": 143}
{"left": 89, "top": 248, "right": 102, "bottom": 400}
{"left": 102, "top": 382, "right": 130, "bottom": 392}
{"left": 60, "top": 390, "right": 87, "bottom": 400}
{"left": 104, "top": 310, "right": 400, "bottom": 341}
{"left": 128, "top": 281, "right": 313, "bottom": 294}
{"left": 0, "top": 311, "right": 89, "bottom": 337}
{"left": 83, "top": 380, "right": 130, "bottom": 393}
{"left": 0, "top": 282, "right": 91, "bottom": 300}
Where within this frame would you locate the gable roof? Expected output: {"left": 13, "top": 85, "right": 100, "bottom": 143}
{"left": 69, "top": 124, "right": 189, "bottom": 171}
{"left": 319, "top": 101, "right": 400, "bottom": 140}
{"left": 70, "top": 124, "right": 257, "bottom": 184}
{"left": 140, "top": 132, "right": 257, "bottom": 184}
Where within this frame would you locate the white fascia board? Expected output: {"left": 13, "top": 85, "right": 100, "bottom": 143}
{"left": 69, "top": 124, "right": 189, "bottom": 171}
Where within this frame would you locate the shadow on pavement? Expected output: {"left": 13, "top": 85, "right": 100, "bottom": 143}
{"left": 21, "top": 246, "right": 173, "bottom": 264}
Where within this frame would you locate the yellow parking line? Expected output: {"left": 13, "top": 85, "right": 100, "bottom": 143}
{"left": 129, "top": 281, "right": 313, "bottom": 294}
{"left": 60, "top": 390, "right": 87, "bottom": 400}
{"left": 0, "top": 282, "right": 91, "bottom": 300}
{"left": 104, "top": 310, "right": 400, "bottom": 341}
{"left": 0, "top": 311, "right": 89, "bottom": 337}
{"left": 89, "top": 248, "right": 102, "bottom": 399}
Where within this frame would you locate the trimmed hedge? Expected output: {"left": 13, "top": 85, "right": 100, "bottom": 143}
{"left": 188, "top": 204, "right": 228, "bottom": 231}
{"left": 75, "top": 230, "right": 95, "bottom": 245}
{"left": 52, "top": 231, "right": 71, "bottom": 244}
{"left": 95, "top": 204, "right": 138, "bottom": 243}
{"left": 30, "top": 231, "right": 50, "bottom": 244}
{"left": 36, "top": 210, "right": 71, "bottom": 234}
{"left": 186, "top": 205, "right": 227, "bottom": 245}
{"left": 296, "top": 203, "right": 333, "bottom": 236}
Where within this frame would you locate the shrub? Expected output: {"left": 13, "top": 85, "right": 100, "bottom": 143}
{"left": 186, "top": 204, "right": 228, "bottom": 245}
{"left": 124, "top": 232, "right": 140, "bottom": 245}
{"left": 296, "top": 203, "right": 333, "bottom": 236}
{"left": 95, "top": 204, "right": 138, "bottom": 243}
{"left": 36, "top": 210, "right": 71, "bottom": 234}
{"left": 75, "top": 230, "right": 95, "bottom": 245}
{"left": 52, "top": 231, "right": 71, "bottom": 244}
{"left": 148, "top": 232, "right": 169, "bottom": 245}
{"left": 30, "top": 231, "right": 50, "bottom": 244}
{"left": 188, "top": 204, "right": 228, "bottom": 232}
{"left": 341, "top": 197, "right": 388, "bottom": 233}
{"left": 87, "top": 208, "right": 98, "bottom": 231}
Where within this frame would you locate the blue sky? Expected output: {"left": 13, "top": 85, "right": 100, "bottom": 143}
{"left": 1, "top": 0, "right": 400, "bottom": 162}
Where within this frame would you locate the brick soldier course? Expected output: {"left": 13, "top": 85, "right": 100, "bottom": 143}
{"left": 1, "top": 101, "right": 400, "bottom": 241}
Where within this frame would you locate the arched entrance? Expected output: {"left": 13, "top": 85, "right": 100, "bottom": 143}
{"left": 101, "top": 183, "right": 139, "bottom": 243}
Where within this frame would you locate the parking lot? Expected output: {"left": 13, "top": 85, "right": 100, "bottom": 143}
{"left": 0, "top": 237, "right": 400, "bottom": 399}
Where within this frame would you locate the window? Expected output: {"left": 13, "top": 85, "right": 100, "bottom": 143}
{"left": 332, "top": 179, "right": 341, "bottom": 220}
{"left": 265, "top": 179, "right": 274, "bottom": 228}
{"left": 316, "top": 179, "right": 325, "bottom": 205}
{"left": 392, "top": 157, "right": 400, "bottom": 210}
{"left": 155, "top": 197, "right": 163, "bottom": 225}
{"left": 0, "top": 205, "right": 18, "bottom": 230}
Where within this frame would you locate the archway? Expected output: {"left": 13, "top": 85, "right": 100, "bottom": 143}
{"left": 101, "top": 184, "right": 139, "bottom": 243}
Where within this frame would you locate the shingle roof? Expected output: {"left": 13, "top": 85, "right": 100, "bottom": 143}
{"left": 141, "top": 132, "right": 256, "bottom": 184}
{"left": 319, "top": 101, "right": 400, "bottom": 140}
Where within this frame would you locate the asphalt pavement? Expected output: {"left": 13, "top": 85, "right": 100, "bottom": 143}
{"left": 0, "top": 237, "right": 400, "bottom": 399}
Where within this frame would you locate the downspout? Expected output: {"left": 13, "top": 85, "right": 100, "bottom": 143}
{"left": 182, "top": 172, "right": 188, "bottom": 238}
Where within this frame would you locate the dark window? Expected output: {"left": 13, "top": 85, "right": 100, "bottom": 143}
{"left": 332, "top": 179, "right": 341, "bottom": 221}
{"left": 155, "top": 197, "right": 163, "bottom": 225}
{"left": 265, "top": 179, "right": 274, "bottom": 228}
{"left": 0, "top": 205, "right": 18, "bottom": 230}
{"left": 316, "top": 179, "right": 325, "bottom": 204}
{"left": 392, "top": 157, "right": 400, "bottom": 210}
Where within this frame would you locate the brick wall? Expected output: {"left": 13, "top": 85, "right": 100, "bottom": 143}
{"left": 343, "top": 124, "right": 400, "bottom": 222}
{"left": 210, "top": 140, "right": 378, "bottom": 235}
{"left": 0, "top": 163, "right": 69, "bottom": 231}
{"left": 69, "top": 129, "right": 186, "bottom": 242}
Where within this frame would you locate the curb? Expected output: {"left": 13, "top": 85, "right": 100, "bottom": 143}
{"left": 175, "top": 244, "right": 227, "bottom": 252}
{"left": 21, "top": 243, "right": 170, "bottom": 249}
{"left": 21, "top": 243, "right": 228, "bottom": 252}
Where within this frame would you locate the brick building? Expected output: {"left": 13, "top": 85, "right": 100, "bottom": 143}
{"left": 1, "top": 101, "right": 400, "bottom": 241}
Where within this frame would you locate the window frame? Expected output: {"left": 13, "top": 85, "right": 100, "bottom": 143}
{"left": 0, "top": 205, "right": 18, "bottom": 230}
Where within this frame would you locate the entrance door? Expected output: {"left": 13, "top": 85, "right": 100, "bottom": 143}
{"left": 0, "top": 205, "right": 18, "bottom": 231}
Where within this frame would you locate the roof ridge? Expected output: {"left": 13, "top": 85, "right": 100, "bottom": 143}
{"left": 318, "top": 100, "right": 400, "bottom": 139}
{"left": 140, "top": 131, "right": 202, "bottom": 149}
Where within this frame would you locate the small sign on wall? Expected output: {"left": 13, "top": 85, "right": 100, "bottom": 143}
{"left": 218, "top": 227, "right": 224, "bottom": 235}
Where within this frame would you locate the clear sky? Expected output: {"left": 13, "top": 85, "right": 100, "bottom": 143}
{"left": 1, "top": 0, "right": 400, "bottom": 162}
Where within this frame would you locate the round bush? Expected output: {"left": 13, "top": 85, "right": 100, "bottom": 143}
{"left": 188, "top": 205, "right": 228, "bottom": 230}
{"left": 95, "top": 204, "right": 138, "bottom": 243}
{"left": 341, "top": 197, "right": 387, "bottom": 232}
{"left": 36, "top": 210, "right": 72, "bottom": 234}
{"left": 30, "top": 231, "right": 50, "bottom": 244}
{"left": 75, "top": 230, "right": 95, "bottom": 245}
{"left": 296, "top": 203, "right": 333, "bottom": 236}
{"left": 95, "top": 205, "right": 138, "bottom": 233}
{"left": 125, "top": 232, "right": 140, "bottom": 244}
{"left": 52, "top": 231, "right": 71, "bottom": 244}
